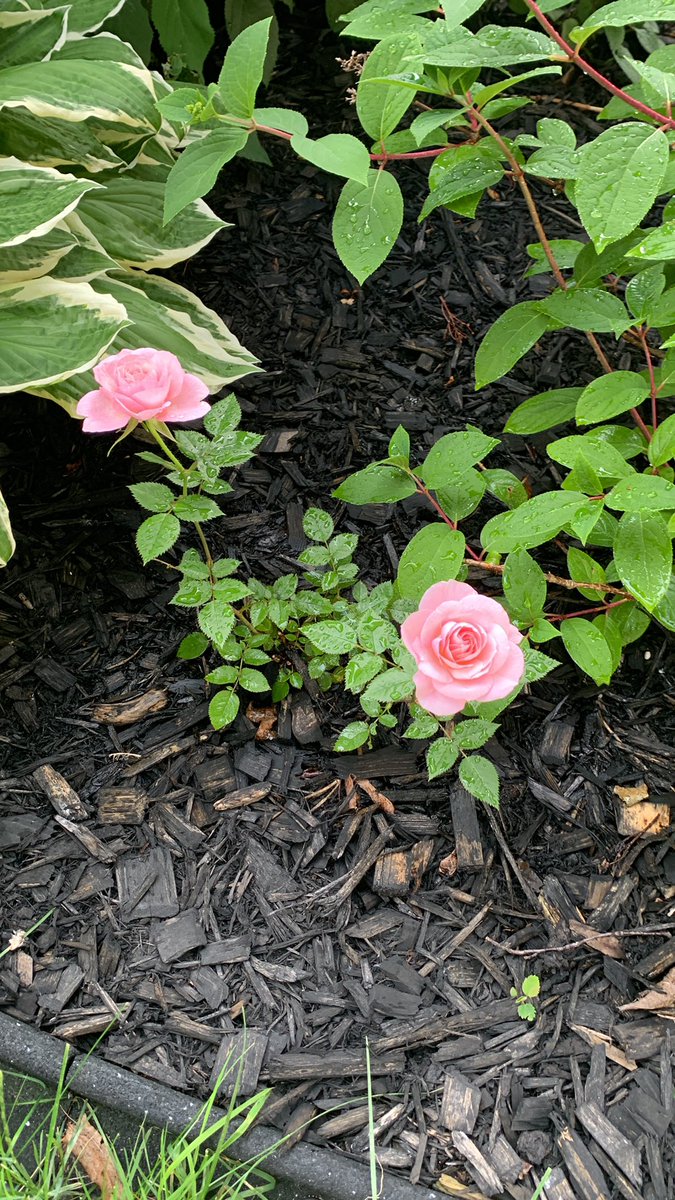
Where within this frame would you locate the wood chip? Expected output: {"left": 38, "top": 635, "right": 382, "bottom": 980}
{"left": 33, "top": 765, "right": 87, "bottom": 821}
{"left": 92, "top": 689, "right": 168, "bottom": 726}
{"left": 613, "top": 794, "right": 670, "bottom": 837}
{"left": 97, "top": 787, "right": 148, "bottom": 825}
{"left": 210, "top": 1030, "right": 268, "bottom": 1097}
{"left": 440, "top": 1071, "right": 481, "bottom": 1135}
{"left": 372, "top": 838, "right": 435, "bottom": 897}
{"left": 55, "top": 815, "right": 115, "bottom": 863}
{"left": 451, "top": 1131, "right": 502, "bottom": 1197}
{"left": 450, "top": 785, "right": 483, "bottom": 869}
{"left": 620, "top": 966, "right": 675, "bottom": 1013}
{"left": 153, "top": 909, "right": 206, "bottom": 963}
{"left": 213, "top": 783, "right": 272, "bottom": 812}
{"left": 116, "top": 847, "right": 178, "bottom": 919}
{"left": 575, "top": 1101, "right": 642, "bottom": 1186}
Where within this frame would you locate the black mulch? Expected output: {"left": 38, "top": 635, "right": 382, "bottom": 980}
{"left": 1, "top": 8, "right": 674, "bottom": 1198}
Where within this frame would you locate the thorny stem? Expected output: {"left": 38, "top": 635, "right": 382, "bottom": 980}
{"left": 470, "top": 105, "right": 654, "bottom": 441}
{"left": 523, "top": 0, "right": 675, "bottom": 129}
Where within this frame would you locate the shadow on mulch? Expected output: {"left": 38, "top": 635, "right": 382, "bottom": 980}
{"left": 1, "top": 4, "right": 674, "bottom": 1197}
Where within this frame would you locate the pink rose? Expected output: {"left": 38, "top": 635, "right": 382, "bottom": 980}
{"left": 401, "top": 580, "right": 525, "bottom": 718}
{"left": 77, "top": 347, "right": 210, "bottom": 432}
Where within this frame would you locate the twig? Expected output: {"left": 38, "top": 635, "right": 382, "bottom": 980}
{"left": 486, "top": 923, "right": 675, "bottom": 957}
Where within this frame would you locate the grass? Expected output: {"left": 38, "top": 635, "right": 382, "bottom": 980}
{"left": 0, "top": 1043, "right": 278, "bottom": 1199}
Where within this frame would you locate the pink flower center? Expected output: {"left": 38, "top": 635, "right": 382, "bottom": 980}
{"left": 438, "top": 621, "right": 487, "bottom": 667}
{"left": 119, "top": 363, "right": 151, "bottom": 386}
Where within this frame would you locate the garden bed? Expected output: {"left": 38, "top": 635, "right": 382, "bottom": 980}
{"left": 0, "top": 4, "right": 674, "bottom": 1197}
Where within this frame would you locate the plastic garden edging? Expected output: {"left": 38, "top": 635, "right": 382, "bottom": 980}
{"left": 0, "top": 1012, "right": 445, "bottom": 1200}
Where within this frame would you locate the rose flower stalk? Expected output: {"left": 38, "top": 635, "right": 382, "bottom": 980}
{"left": 401, "top": 580, "right": 525, "bottom": 717}
{"left": 77, "top": 347, "right": 210, "bottom": 432}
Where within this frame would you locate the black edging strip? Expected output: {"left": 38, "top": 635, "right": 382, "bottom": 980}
{"left": 0, "top": 1013, "right": 445, "bottom": 1200}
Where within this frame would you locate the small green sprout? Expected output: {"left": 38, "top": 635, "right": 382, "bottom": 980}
{"left": 510, "top": 974, "right": 541, "bottom": 1021}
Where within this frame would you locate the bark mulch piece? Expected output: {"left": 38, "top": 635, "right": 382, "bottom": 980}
{"left": 1, "top": 6, "right": 674, "bottom": 1196}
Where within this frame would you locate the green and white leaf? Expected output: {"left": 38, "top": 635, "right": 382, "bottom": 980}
{"left": 0, "top": 159, "right": 100, "bottom": 249}
{"left": 0, "top": 59, "right": 161, "bottom": 138}
{"left": 0, "top": 224, "right": 75, "bottom": 283}
{"left": 0, "top": 7, "right": 68, "bottom": 70}
{"left": 0, "top": 489, "right": 15, "bottom": 568}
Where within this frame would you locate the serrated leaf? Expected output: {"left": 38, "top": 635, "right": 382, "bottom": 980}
{"left": 475, "top": 303, "right": 554, "bottom": 389}
{"left": 576, "top": 124, "right": 669, "bottom": 250}
{"left": 173, "top": 495, "right": 223, "bottom": 522}
{"left": 209, "top": 688, "right": 239, "bottom": 730}
{"left": 239, "top": 668, "right": 269, "bottom": 693}
{"left": 334, "top": 720, "right": 370, "bottom": 752}
{"left": 454, "top": 719, "right": 499, "bottom": 750}
{"left": 206, "top": 664, "right": 239, "bottom": 684}
{"left": 303, "top": 508, "right": 334, "bottom": 542}
{"left": 523, "top": 646, "right": 559, "bottom": 682}
{"left": 129, "top": 482, "right": 175, "bottom": 513}
{"left": 575, "top": 372, "right": 650, "bottom": 425}
{"left": 333, "top": 170, "right": 403, "bottom": 284}
{"left": 395, "top": 524, "right": 466, "bottom": 604}
{"left": 198, "top": 600, "right": 236, "bottom": 645}
{"left": 345, "top": 652, "right": 384, "bottom": 693}
{"left": 561, "top": 617, "right": 613, "bottom": 685}
{"left": 361, "top": 668, "right": 414, "bottom": 707}
{"left": 522, "top": 974, "right": 541, "bottom": 998}
{"left": 136, "top": 513, "right": 180, "bottom": 564}
{"left": 334, "top": 463, "right": 416, "bottom": 504}
{"left": 204, "top": 393, "right": 241, "bottom": 435}
{"left": 459, "top": 755, "right": 500, "bottom": 807}
{"left": 304, "top": 620, "right": 358, "bottom": 654}
{"left": 177, "top": 631, "right": 210, "bottom": 660}
{"left": 426, "top": 738, "right": 459, "bottom": 781}
{"left": 505, "top": 388, "right": 582, "bottom": 435}
{"left": 614, "top": 510, "right": 672, "bottom": 608}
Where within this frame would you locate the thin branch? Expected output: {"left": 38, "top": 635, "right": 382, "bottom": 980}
{"left": 467, "top": 557, "right": 632, "bottom": 598}
{"left": 486, "top": 923, "right": 675, "bottom": 957}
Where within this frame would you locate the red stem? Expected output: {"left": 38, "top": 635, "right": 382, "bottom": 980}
{"left": 253, "top": 120, "right": 456, "bottom": 163}
{"left": 639, "top": 328, "right": 658, "bottom": 430}
{"left": 546, "top": 598, "right": 631, "bottom": 621}
{"left": 523, "top": 0, "right": 675, "bottom": 128}
{"left": 415, "top": 482, "right": 483, "bottom": 561}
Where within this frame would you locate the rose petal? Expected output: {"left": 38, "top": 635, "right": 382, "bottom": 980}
{"left": 77, "top": 388, "right": 129, "bottom": 433}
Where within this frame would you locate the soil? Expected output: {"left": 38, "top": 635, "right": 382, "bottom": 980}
{"left": 0, "top": 5, "right": 674, "bottom": 1198}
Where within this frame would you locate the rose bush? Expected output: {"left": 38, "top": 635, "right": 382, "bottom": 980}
{"left": 401, "top": 581, "right": 525, "bottom": 718}
{"left": 77, "top": 348, "right": 211, "bottom": 433}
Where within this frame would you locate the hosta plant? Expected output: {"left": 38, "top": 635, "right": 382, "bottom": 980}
{"left": 0, "top": 0, "right": 257, "bottom": 563}
{"left": 156, "top": 0, "right": 675, "bottom": 684}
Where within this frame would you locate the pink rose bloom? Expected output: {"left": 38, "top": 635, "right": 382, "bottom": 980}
{"left": 77, "top": 347, "right": 210, "bottom": 432}
{"left": 401, "top": 580, "right": 525, "bottom": 717}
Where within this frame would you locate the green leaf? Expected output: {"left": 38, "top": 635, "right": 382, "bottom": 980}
{"left": 561, "top": 617, "right": 613, "bottom": 685}
{"left": 304, "top": 620, "right": 358, "bottom": 654}
{"left": 548, "top": 433, "right": 636, "bottom": 479}
{"left": 424, "top": 25, "right": 557, "bottom": 68}
{"left": 253, "top": 106, "right": 307, "bottom": 136}
{"left": 129, "top": 482, "right": 175, "bottom": 513}
{"left": 334, "top": 463, "right": 416, "bottom": 504}
{"left": 345, "top": 652, "right": 384, "bottom": 693}
{"left": 388, "top": 425, "right": 411, "bottom": 463}
{"left": 395, "top": 525, "right": 465, "bottom": 604}
{"left": 329, "top": 533, "right": 358, "bottom": 561}
{"left": 213, "top": 557, "right": 240, "bottom": 578}
{"left": 177, "top": 631, "right": 210, "bottom": 659}
{"left": 213, "top": 579, "right": 251, "bottom": 602}
{"left": 356, "top": 31, "right": 423, "bottom": 139}
{"left": 418, "top": 428, "right": 499, "bottom": 488}
{"left": 357, "top": 614, "right": 399, "bottom": 653}
{"left": 523, "top": 645, "right": 559, "bottom": 682}
{"left": 209, "top": 688, "right": 239, "bottom": 730}
{"left": 653, "top": 572, "right": 675, "bottom": 630}
{"left": 164, "top": 127, "right": 249, "bottom": 222}
{"left": 536, "top": 287, "right": 630, "bottom": 336}
{"left": 333, "top": 170, "right": 403, "bottom": 284}
{"left": 628, "top": 220, "right": 675, "bottom": 263}
{"left": 459, "top": 755, "right": 500, "bottom": 808}
{"left": 575, "top": 125, "right": 670, "bottom": 251}
{"left": 151, "top": 0, "right": 213, "bottom": 74}
{"left": 529, "top": 618, "right": 560, "bottom": 642}
{"left": 198, "top": 600, "right": 236, "bottom": 646}
{"left": 649, "top": 413, "right": 675, "bottom": 467}
{"left": 361, "top": 667, "right": 413, "bottom": 707}
{"left": 206, "top": 664, "right": 239, "bottom": 684}
{"left": 474, "top": 65, "right": 562, "bottom": 109}
{"left": 136, "top": 513, "right": 180, "bottom": 564}
{"left": 482, "top": 469, "right": 528, "bottom": 509}
{"left": 437, "top": 470, "right": 486, "bottom": 522}
{"left": 303, "top": 508, "right": 334, "bottom": 542}
{"left": 522, "top": 973, "right": 541, "bottom": 998}
{"left": 420, "top": 142, "right": 505, "bottom": 220}
{"left": 625, "top": 266, "right": 666, "bottom": 320}
{"left": 404, "top": 708, "right": 440, "bottom": 739}
{"left": 567, "top": 547, "right": 607, "bottom": 601}
{"left": 173, "top": 495, "right": 223, "bottom": 522}
{"left": 505, "top": 388, "right": 582, "bottom": 435}
{"left": 575, "top": 0, "right": 675, "bottom": 39}
{"left": 171, "top": 577, "right": 212, "bottom": 607}
{"left": 426, "top": 738, "right": 459, "bottom": 781}
{"left": 475, "top": 303, "right": 553, "bottom": 389}
{"left": 218, "top": 16, "right": 272, "bottom": 117}
{"left": 410, "top": 109, "right": 467, "bottom": 145}
{"left": 239, "top": 668, "right": 269, "bottom": 693}
{"left": 575, "top": 372, "right": 650, "bottom": 425}
{"left": 481, "top": 492, "right": 588, "bottom": 552}
{"left": 334, "top": 720, "right": 370, "bottom": 752}
{"left": 503, "top": 548, "right": 547, "bottom": 622}
{"left": 614, "top": 510, "right": 672, "bottom": 607}
{"left": 605, "top": 475, "right": 675, "bottom": 512}
{"left": 454, "top": 719, "right": 499, "bottom": 750}
{"left": 291, "top": 133, "right": 370, "bottom": 185}
{"left": 525, "top": 239, "right": 582, "bottom": 278}
{"left": 204, "top": 393, "right": 241, "bottom": 435}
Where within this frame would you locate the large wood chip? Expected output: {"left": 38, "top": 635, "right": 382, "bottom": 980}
{"left": 63, "top": 1116, "right": 123, "bottom": 1200}
{"left": 33, "top": 764, "right": 87, "bottom": 821}
{"left": 92, "top": 689, "right": 168, "bottom": 726}
{"left": 619, "top": 965, "right": 675, "bottom": 1013}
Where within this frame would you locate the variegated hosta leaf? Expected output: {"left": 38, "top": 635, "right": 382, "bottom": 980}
{"left": 0, "top": 224, "right": 75, "bottom": 282}
{"left": 50, "top": 31, "right": 147, "bottom": 67}
{"left": 51, "top": 211, "right": 117, "bottom": 281}
{"left": 33, "top": 269, "right": 259, "bottom": 410}
{"left": 0, "top": 59, "right": 161, "bottom": 139}
{"left": 0, "top": 7, "right": 68, "bottom": 70}
{"left": 62, "top": 0, "right": 126, "bottom": 35}
{"left": 0, "top": 107, "right": 125, "bottom": 172}
{"left": 0, "top": 157, "right": 101, "bottom": 247}
{"left": 0, "top": 489, "right": 14, "bottom": 569}
{"left": 0, "top": 276, "right": 128, "bottom": 392}
{"left": 77, "top": 166, "right": 227, "bottom": 269}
